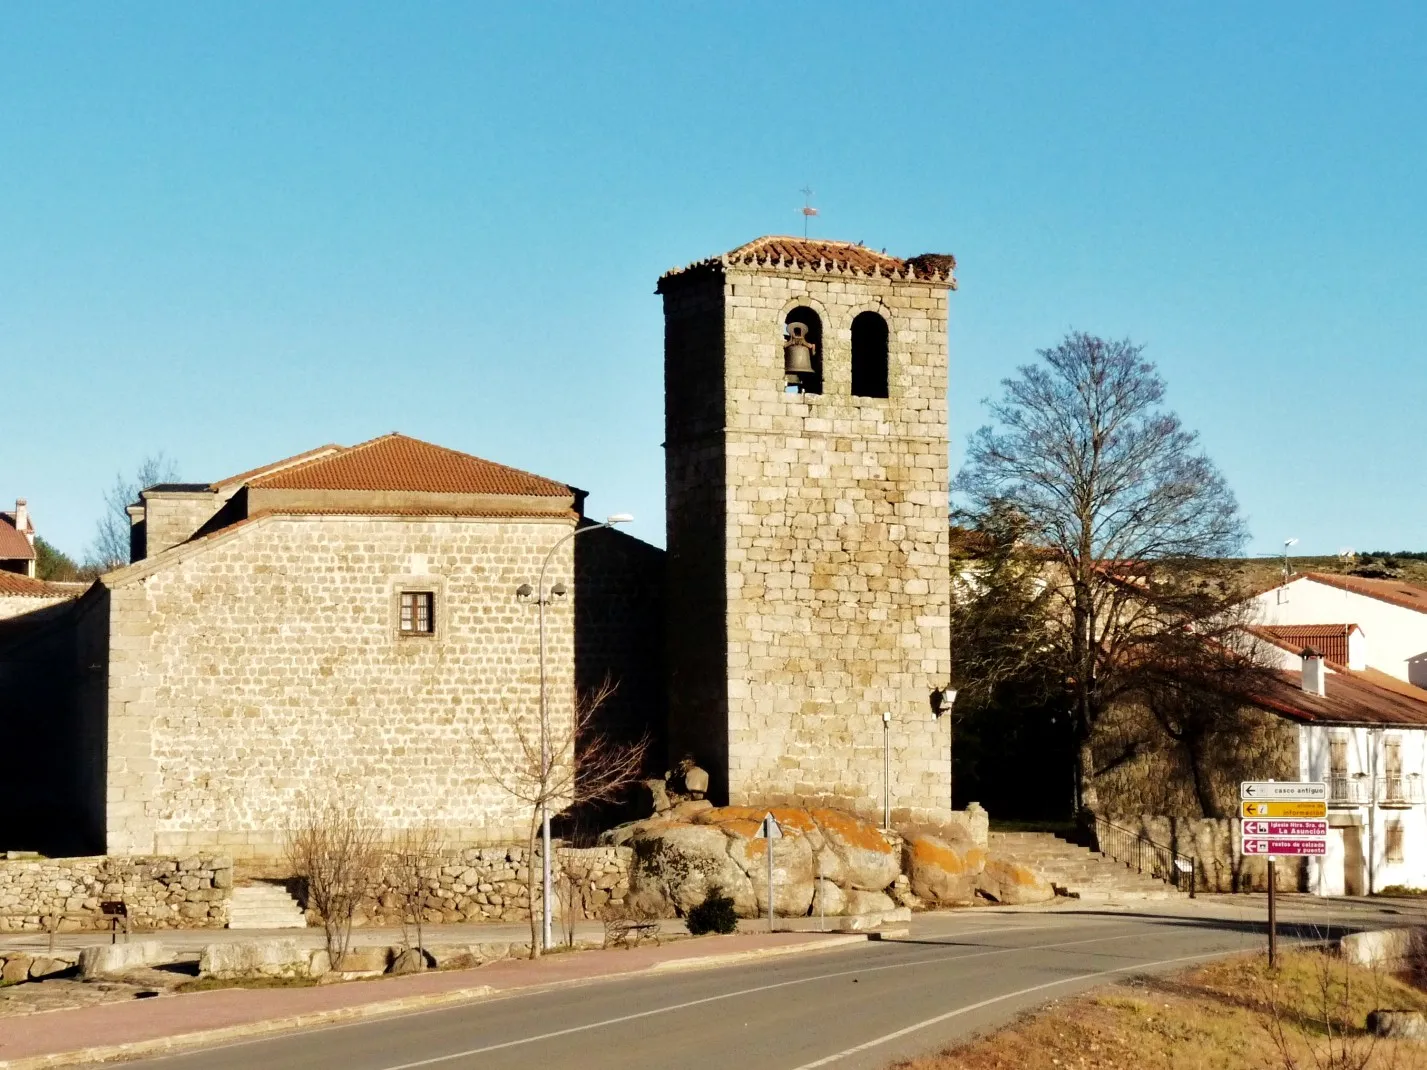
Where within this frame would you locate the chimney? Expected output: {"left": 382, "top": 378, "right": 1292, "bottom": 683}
{"left": 14, "top": 499, "right": 30, "bottom": 545}
{"left": 1301, "top": 647, "right": 1326, "bottom": 697}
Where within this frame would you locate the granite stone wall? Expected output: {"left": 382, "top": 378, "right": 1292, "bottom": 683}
{"left": 0, "top": 854, "right": 232, "bottom": 931}
{"left": 363, "top": 845, "right": 631, "bottom": 925}
{"left": 662, "top": 261, "right": 953, "bottom": 818}
{"left": 102, "top": 513, "right": 579, "bottom": 859}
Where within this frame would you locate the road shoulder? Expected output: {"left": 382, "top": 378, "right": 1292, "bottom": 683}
{"left": 0, "top": 932, "right": 866, "bottom": 1070}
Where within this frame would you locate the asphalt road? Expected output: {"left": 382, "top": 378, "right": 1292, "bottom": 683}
{"left": 109, "top": 901, "right": 1422, "bottom": 1070}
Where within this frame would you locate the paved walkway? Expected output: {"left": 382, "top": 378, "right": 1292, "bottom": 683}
{"left": 0, "top": 931, "right": 858, "bottom": 1068}
{"left": 0, "top": 919, "right": 658, "bottom": 955}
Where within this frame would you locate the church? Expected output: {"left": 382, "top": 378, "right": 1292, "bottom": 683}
{"left": 0, "top": 235, "right": 956, "bottom": 860}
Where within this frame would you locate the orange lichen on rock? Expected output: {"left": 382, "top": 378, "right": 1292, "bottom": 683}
{"left": 809, "top": 808, "right": 893, "bottom": 854}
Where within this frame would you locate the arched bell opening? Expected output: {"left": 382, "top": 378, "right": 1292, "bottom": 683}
{"left": 783, "top": 307, "right": 823, "bottom": 395}
{"left": 851, "top": 311, "right": 889, "bottom": 398}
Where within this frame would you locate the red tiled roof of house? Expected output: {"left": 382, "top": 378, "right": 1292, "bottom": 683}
{"left": 1301, "top": 572, "right": 1427, "bottom": 615}
{"left": 1255, "top": 668, "right": 1427, "bottom": 727}
{"left": 0, "top": 572, "right": 82, "bottom": 598}
{"left": 659, "top": 236, "right": 957, "bottom": 286}
{"left": 1258, "top": 624, "right": 1359, "bottom": 666}
{"left": 1245, "top": 625, "right": 1350, "bottom": 674}
{"left": 247, "top": 433, "right": 572, "bottom": 497}
{"left": 0, "top": 514, "right": 35, "bottom": 561}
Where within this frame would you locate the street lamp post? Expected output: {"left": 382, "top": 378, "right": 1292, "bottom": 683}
{"left": 517, "top": 513, "right": 633, "bottom": 952}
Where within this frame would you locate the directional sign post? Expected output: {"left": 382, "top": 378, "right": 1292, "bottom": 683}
{"left": 1241, "top": 782, "right": 1329, "bottom": 968}
{"left": 758, "top": 813, "right": 783, "bottom": 933}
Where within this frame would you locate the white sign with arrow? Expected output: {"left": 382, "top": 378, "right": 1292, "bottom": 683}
{"left": 1240, "top": 781, "right": 1327, "bottom": 801}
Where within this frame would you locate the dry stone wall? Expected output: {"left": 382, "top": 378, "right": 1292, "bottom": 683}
{"left": 0, "top": 854, "right": 231, "bottom": 931}
{"left": 103, "top": 513, "right": 577, "bottom": 859}
{"left": 364, "top": 845, "right": 630, "bottom": 925}
{"left": 663, "top": 263, "right": 952, "bottom": 817}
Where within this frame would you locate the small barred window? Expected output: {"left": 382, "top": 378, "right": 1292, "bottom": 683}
{"left": 400, "top": 591, "right": 435, "bottom": 635}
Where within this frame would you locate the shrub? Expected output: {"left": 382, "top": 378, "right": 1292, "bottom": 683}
{"left": 686, "top": 887, "right": 738, "bottom": 935}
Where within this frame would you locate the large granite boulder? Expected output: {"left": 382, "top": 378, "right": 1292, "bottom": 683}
{"left": 809, "top": 808, "right": 900, "bottom": 891}
{"left": 628, "top": 821, "right": 757, "bottom": 916}
{"left": 902, "top": 832, "right": 987, "bottom": 905}
{"left": 630, "top": 807, "right": 876, "bottom": 919}
{"left": 975, "top": 858, "right": 1054, "bottom": 905}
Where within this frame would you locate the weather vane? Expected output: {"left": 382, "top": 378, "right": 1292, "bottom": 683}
{"left": 799, "top": 186, "right": 818, "bottom": 237}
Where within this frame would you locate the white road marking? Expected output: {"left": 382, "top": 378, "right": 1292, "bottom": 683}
{"left": 786, "top": 947, "right": 1231, "bottom": 1068}
{"left": 374, "top": 925, "right": 1175, "bottom": 1070}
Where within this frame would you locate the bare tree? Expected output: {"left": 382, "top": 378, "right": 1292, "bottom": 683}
{"left": 1130, "top": 610, "right": 1286, "bottom": 818}
{"left": 474, "top": 679, "right": 648, "bottom": 958}
{"left": 957, "top": 332, "right": 1247, "bottom": 819}
{"left": 948, "top": 502, "right": 1056, "bottom": 712}
{"left": 88, "top": 453, "right": 181, "bottom": 570}
{"left": 283, "top": 792, "right": 384, "bottom": 969}
{"left": 385, "top": 825, "right": 446, "bottom": 964}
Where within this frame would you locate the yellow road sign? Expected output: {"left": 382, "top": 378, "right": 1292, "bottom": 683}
{"left": 1240, "top": 800, "right": 1328, "bottom": 819}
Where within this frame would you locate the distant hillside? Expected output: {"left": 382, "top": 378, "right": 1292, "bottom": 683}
{"left": 1226, "top": 553, "right": 1427, "bottom": 593}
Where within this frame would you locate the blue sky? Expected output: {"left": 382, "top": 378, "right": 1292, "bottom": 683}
{"left": 3, "top": 3, "right": 1424, "bottom": 560}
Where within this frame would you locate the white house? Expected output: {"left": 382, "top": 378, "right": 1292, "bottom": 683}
{"left": 1251, "top": 631, "right": 1427, "bottom": 896}
{"left": 1250, "top": 572, "right": 1427, "bottom": 688}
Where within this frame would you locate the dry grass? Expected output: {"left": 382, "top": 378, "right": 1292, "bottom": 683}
{"left": 892, "top": 950, "right": 1427, "bottom": 1070}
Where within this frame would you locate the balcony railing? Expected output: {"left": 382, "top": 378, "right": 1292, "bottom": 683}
{"left": 1329, "top": 775, "right": 1372, "bottom": 806}
{"left": 1378, "top": 775, "right": 1425, "bottom": 807}
{"left": 1326, "top": 774, "right": 1425, "bottom": 807}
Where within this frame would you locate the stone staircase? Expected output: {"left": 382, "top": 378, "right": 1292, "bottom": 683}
{"left": 227, "top": 882, "right": 308, "bottom": 929}
{"left": 988, "top": 831, "right": 1181, "bottom": 903}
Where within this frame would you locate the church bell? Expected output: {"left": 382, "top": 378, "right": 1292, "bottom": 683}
{"left": 783, "top": 322, "right": 816, "bottom": 378}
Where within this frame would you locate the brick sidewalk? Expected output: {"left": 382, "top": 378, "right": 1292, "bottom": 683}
{"left": 0, "top": 932, "right": 858, "bottom": 1067}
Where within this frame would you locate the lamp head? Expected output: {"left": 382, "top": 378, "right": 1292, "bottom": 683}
{"left": 515, "top": 583, "right": 534, "bottom": 601}
{"left": 605, "top": 513, "right": 634, "bottom": 525}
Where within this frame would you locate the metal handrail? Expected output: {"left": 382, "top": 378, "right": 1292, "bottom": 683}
{"left": 1094, "top": 818, "right": 1197, "bottom": 896}
{"left": 1328, "top": 775, "right": 1372, "bottom": 806}
{"left": 1379, "top": 774, "right": 1425, "bottom": 805}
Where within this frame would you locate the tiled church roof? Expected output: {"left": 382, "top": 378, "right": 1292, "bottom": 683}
{"left": 659, "top": 236, "right": 957, "bottom": 286}
{"left": 247, "top": 433, "right": 572, "bottom": 497}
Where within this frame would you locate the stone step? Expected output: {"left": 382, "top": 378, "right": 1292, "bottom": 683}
{"left": 988, "top": 830, "right": 1181, "bottom": 899}
{"left": 228, "top": 883, "right": 307, "bottom": 930}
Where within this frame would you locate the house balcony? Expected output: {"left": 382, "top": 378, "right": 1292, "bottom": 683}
{"left": 1378, "top": 775, "right": 1425, "bottom": 809}
{"left": 1328, "top": 775, "right": 1372, "bottom": 807}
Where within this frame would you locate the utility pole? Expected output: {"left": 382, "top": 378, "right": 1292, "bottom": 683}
{"left": 882, "top": 710, "right": 892, "bottom": 829}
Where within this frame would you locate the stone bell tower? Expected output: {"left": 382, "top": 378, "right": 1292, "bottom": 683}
{"left": 659, "top": 236, "right": 955, "bottom": 820}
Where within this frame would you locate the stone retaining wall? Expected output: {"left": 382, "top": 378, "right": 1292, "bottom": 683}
{"left": 362, "top": 845, "right": 631, "bottom": 926}
{"left": 0, "top": 855, "right": 232, "bottom": 931}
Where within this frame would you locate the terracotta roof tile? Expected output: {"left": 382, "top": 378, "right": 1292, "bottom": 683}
{"left": 659, "top": 236, "right": 957, "bottom": 287}
{"left": 247, "top": 434, "right": 572, "bottom": 497}
{"left": 1259, "top": 624, "right": 1359, "bottom": 666}
{"left": 1256, "top": 668, "right": 1427, "bottom": 727}
{"left": 271, "top": 506, "right": 578, "bottom": 520}
{"left": 0, "top": 515, "right": 35, "bottom": 561}
{"left": 1302, "top": 572, "right": 1427, "bottom": 615}
{"left": 0, "top": 572, "right": 82, "bottom": 598}
{"left": 211, "top": 444, "right": 345, "bottom": 491}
